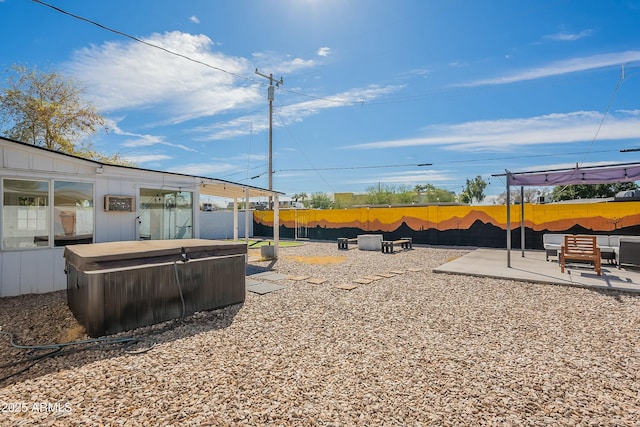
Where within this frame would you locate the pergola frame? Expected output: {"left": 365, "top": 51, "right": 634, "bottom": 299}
{"left": 198, "top": 177, "right": 283, "bottom": 258}
{"left": 493, "top": 161, "right": 640, "bottom": 267}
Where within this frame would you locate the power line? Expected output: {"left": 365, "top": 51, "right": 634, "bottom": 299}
{"left": 273, "top": 109, "right": 337, "bottom": 193}
{"left": 279, "top": 163, "right": 432, "bottom": 172}
{"left": 579, "top": 65, "right": 624, "bottom": 166}
{"left": 32, "top": 0, "right": 355, "bottom": 107}
{"left": 439, "top": 148, "right": 621, "bottom": 166}
{"left": 275, "top": 148, "right": 621, "bottom": 173}
{"left": 33, "top": 0, "right": 259, "bottom": 85}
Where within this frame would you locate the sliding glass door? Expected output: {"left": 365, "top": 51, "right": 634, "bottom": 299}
{"left": 138, "top": 188, "right": 193, "bottom": 240}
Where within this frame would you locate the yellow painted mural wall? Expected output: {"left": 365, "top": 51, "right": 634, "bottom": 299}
{"left": 254, "top": 202, "right": 640, "bottom": 248}
{"left": 257, "top": 202, "right": 640, "bottom": 233}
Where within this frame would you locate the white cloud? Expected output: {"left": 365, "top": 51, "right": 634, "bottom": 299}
{"left": 400, "top": 68, "right": 431, "bottom": 79}
{"left": 190, "top": 15, "right": 200, "bottom": 24}
{"left": 317, "top": 47, "right": 331, "bottom": 57}
{"left": 107, "top": 121, "right": 197, "bottom": 152}
{"left": 67, "top": 32, "right": 333, "bottom": 129}
{"left": 192, "top": 84, "right": 403, "bottom": 141}
{"left": 168, "top": 162, "right": 236, "bottom": 176}
{"left": 347, "top": 170, "right": 456, "bottom": 186}
{"left": 121, "top": 135, "right": 197, "bottom": 152}
{"left": 67, "top": 31, "right": 259, "bottom": 122}
{"left": 124, "top": 154, "right": 173, "bottom": 163}
{"left": 455, "top": 50, "right": 640, "bottom": 87}
{"left": 344, "top": 110, "right": 640, "bottom": 151}
{"left": 252, "top": 51, "right": 317, "bottom": 74}
{"left": 544, "top": 29, "right": 593, "bottom": 41}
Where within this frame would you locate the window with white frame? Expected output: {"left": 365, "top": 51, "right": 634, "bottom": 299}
{"left": 2, "top": 179, "right": 50, "bottom": 248}
{"left": 2, "top": 178, "right": 94, "bottom": 249}
{"left": 53, "top": 181, "right": 94, "bottom": 246}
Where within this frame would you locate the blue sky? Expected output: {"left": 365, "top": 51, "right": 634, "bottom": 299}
{"left": 3, "top": 0, "right": 640, "bottom": 202}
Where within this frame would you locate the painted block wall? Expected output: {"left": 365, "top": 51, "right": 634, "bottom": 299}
{"left": 254, "top": 202, "right": 640, "bottom": 249}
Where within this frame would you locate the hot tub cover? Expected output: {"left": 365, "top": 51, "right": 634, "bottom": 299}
{"left": 64, "top": 239, "right": 247, "bottom": 272}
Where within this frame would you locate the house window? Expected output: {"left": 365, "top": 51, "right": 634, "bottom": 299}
{"left": 138, "top": 188, "right": 193, "bottom": 240}
{"left": 53, "top": 181, "right": 94, "bottom": 246}
{"left": 2, "top": 179, "right": 50, "bottom": 249}
{"left": 1, "top": 179, "right": 94, "bottom": 250}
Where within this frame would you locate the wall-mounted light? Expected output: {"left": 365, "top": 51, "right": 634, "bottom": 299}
{"left": 96, "top": 166, "right": 104, "bottom": 174}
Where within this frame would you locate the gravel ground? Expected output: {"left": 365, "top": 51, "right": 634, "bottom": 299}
{"left": 1, "top": 241, "right": 639, "bottom": 426}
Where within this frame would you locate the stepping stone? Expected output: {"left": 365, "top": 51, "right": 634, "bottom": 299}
{"left": 377, "top": 273, "right": 396, "bottom": 278}
{"left": 246, "top": 278, "right": 264, "bottom": 287}
{"left": 353, "top": 278, "right": 373, "bottom": 284}
{"left": 250, "top": 271, "right": 289, "bottom": 281}
{"left": 246, "top": 282, "right": 285, "bottom": 295}
{"left": 408, "top": 268, "right": 423, "bottom": 272}
{"left": 289, "top": 275, "right": 310, "bottom": 281}
{"left": 336, "top": 284, "right": 359, "bottom": 290}
{"left": 390, "top": 270, "right": 406, "bottom": 275}
{"left": 307, "top": 278, "right": 327, "bottom": 285}
{"left": 364, "top": 275, "right": 384, "bottom": 281}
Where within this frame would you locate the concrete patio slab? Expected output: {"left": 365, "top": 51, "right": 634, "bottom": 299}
{"left": 434, "top": 248, "right": 640, "bottom": 293}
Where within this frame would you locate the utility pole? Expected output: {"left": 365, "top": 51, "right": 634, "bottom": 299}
{"left": 255, "top": 68, "right": 283, "bottom": 209}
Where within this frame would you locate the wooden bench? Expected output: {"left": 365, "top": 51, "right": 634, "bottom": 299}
{"left": 381, "top": 237, "right": 413, "bottom": 253}
{"left": 560, "top": 235, "right": 601, "bottom": 276}
{"left": 337, "top": 237, "right": 358, "bottom": 250}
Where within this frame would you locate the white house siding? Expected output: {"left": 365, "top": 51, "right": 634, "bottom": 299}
{"left": 0, "top": 247, "right": 66, "bottom": 296}
{"left": 0, "top": 139, "right": 203, "bottom": 297}
{"left": 94, "top": 174, "right": 137, "bottom": 243}
{"left": 92, "top": 169, "right": 201, "bottom": 243}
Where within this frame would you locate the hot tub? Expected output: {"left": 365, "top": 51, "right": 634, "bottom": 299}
{"left": 64, "top": 239, "right": 247, "bottom": 337}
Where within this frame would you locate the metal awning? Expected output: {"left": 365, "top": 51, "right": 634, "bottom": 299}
{"left": 506, "top": 162, "right": 640, "bottom": 186}
{"left": 493, "top": 161, "right": 640, "bottom": 268}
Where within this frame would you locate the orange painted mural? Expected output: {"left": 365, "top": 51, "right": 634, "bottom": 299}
{"left": 254, "top": 202, "right": 640, "bottom": 249}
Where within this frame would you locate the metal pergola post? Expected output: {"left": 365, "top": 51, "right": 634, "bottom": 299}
{"left": 506, "top": 170, "right": 511, "bottom": 268}
{"left": 521, "top": 186, "right": 525, "bottom": 257}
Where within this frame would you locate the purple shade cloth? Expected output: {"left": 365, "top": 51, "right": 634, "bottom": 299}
{"left": 508, "top": 165, "right": 640, "bottom": 186}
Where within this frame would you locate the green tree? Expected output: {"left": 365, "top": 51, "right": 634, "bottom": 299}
{"left": 551, "top": 182, "right": 638, "bottom": 201}
{"left": 415, "top": 183, "right": 456, "bottom": 203}
{"left": 496, "top": 187, "right": 549, "bottom": 204}
{"left": 364, "top": 183, "right": 395, "bottom": 205}
{"left": 0, "top": 64, "right": 130, "bottom": 165}
{"left": 394, "top": 185, "right": 415, "bottom": 204}
{"left": 75, "top": 141, "right": 134, "bottom": 166}
{"left": 460, "top": 175, "right": 487, "bottom": 204}
{"left": 309, "top": 192, "right": 332, "bottom": 209}
{"left": 292, "top": 192, "right": 309, "bottom": 207}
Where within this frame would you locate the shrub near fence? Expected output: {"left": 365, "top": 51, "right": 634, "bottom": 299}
{"left": 253, "top": 202, "right": 640, "bottom": 249}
